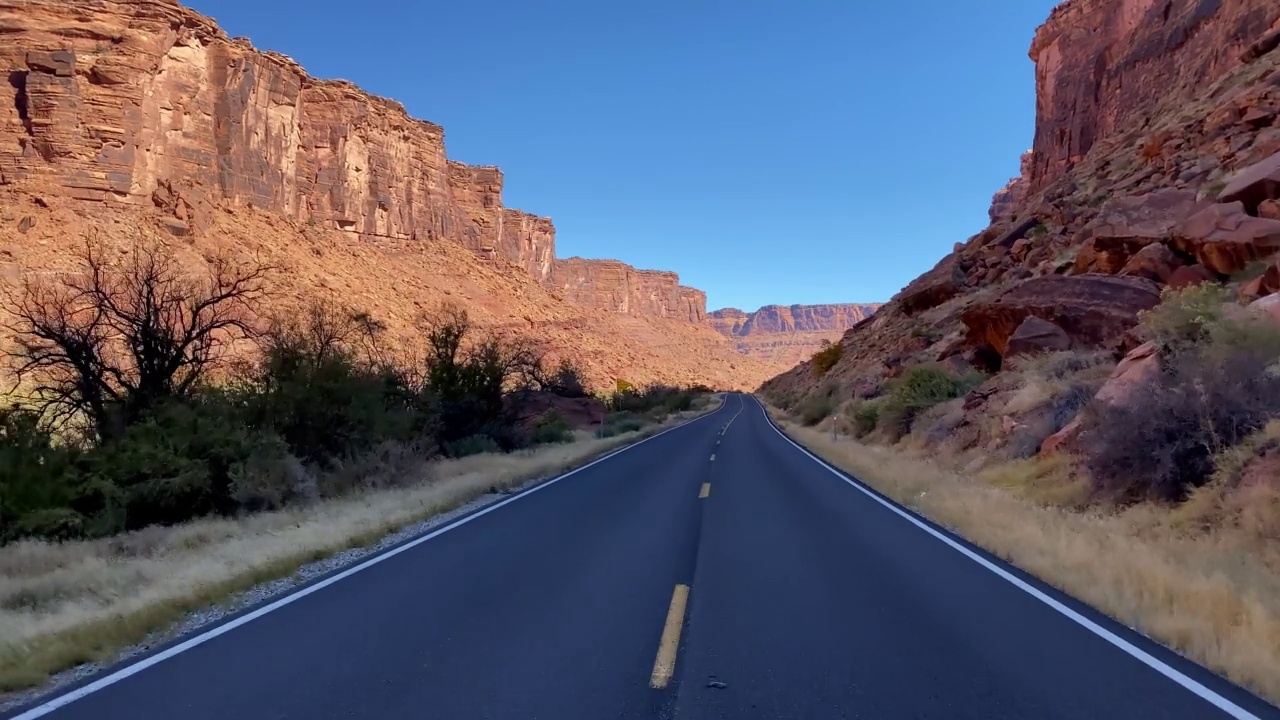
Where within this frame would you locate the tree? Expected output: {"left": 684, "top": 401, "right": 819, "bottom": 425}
{"left": 418, "top": 302, "right": 543, "bottom": 449}
{"left": 4, "top": 239, "right": 270, "bottom": 439}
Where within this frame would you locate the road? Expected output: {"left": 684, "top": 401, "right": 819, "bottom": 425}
{"left": 7, "top": 393, "right": 1278, "bottom": 720}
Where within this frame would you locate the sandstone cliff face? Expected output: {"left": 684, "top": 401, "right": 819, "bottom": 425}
{"left": 709, "top": 304, "right": 879, "bottom": 336}
{"left": 2, "top": 2, "right": 481, "bottom": 244}
{"left": 708, "top": 303, "right": 880, "bottom": 366}
{"left": 548, "top": 258, "right": 706, "bottom": 323}
{"left": 0, "top": 0, "right": 768, "bottom": 388}
{"left": 0, "top": 0, "right": 713, "bottom": 323}
{"left": 1028, "top": 0, "right": 1280, "bottom": 192}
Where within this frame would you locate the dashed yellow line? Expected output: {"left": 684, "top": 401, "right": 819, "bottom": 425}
{"left": 699, "top": 483, "right": 710, "bottom": 499}
{"left": 649, "top": 584, "right": 690, "bottom": 688}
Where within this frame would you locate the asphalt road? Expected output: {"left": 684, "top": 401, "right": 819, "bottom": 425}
{"left": 7, "top": 393, "right": 1279, "bottom": 720}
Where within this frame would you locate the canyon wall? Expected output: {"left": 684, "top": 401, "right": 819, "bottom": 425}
{"left": 548, "top": 258, "right": 707, "bottom": 323}
{"left": 0, "top": 0, "right": 698, "bottom": 319}
{"left": 1027, "top": 0, "right": 1280, "bottom": 193}
{"left": 708, "top": 303, "right": 880, "bottom": 366}
{"left": 708, "top": 304, "right": 880, "bottom": 337}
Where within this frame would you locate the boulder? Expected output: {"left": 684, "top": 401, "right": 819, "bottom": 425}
{"left": 896, "top": 253, "right": 965, "bottom": 315}
{"left": 1117, "top": 242, "right": 1183, "bottom": 283}
{"left": 1249, "top": 293, "right": 1280, "bottom": 326}
{"left": 1166, "top": 264, "right": 1217, "bottom": 289}
{"left": 1240, "top": 276, "right": 1268, "bottom": 301}
{"left": 1260, "top": 199, "right": 1280, "bottom": 220}
{"left": 1004, "top": 316, "right": 1071, "bottom": 358}
{"left": 1041, "top": 341, "right": 1159, "bottom": 455}
{"left": 1072, "top": 190, "right": 1202, "bottom": 274}
{"left": 1172, "top": 202, "right": 1280, "bottom": 276}
{"left": 1218, "top": 151, "right": 1280, "bottom": 213}
{"left": 1259, "top": 259, "right": 1280, "bottom": 296}
{"left": 961, "top": 274, "right": 1161, "bottom": 361}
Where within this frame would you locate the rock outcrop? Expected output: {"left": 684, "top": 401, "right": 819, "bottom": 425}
{"left": 989, "top": 150, "right": 1034, "bottom": 223}
{"left": 961, "top": 275, "right": 1161, "bottom": 364}
{"left": 707, "top": 303, "right": 881, "bottom": 366}
{"left": 1027, "top": 0, "right": 1280, "bottom": 192}
{"left": 548, "top": 259, "right": 706, "bottom": 323}
{"left": 0, "top": 0, "right": 701, "bottom": 323}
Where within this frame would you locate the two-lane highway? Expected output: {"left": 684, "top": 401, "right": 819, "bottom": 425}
{"left": 7, "top": 394, "right": 1279, "bottom": 719}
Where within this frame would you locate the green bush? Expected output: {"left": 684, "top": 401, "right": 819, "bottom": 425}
{"left": 602, "top": 412, "right": 647, "bottom": 437}
{"left": 238, "top": 339, "right": 426, "bottom": 465}
{"left": 1138, "top": 283, "right": 1237, "bottom": 354}
{"left": 530, "top": 411, "right": 573, "bottom": 445}
{"left": 611, "top": 385, "right": 698, "bottom": 417}
{"left": 797, "top": 394, "right": 835, "bottom": 426}
{"left": 1086, "top": 305, "right": 1280, "bottom": 502}
{"left": 847, "top": 401, "right": 882, "bottom": 438}
{"left": 878, "top": 365, "right": 980, "bottom": 441}
{"left": 447, "top": 434, "right": 502, "bottom": 457}
{"left": 75, "top": 399, "right": 289, "bottom": 533}
{"left": 810, "top": 341, "right": 844, "bottom": 375}
{"left": 0, "top": 408, "right": 83, "bottom": 542}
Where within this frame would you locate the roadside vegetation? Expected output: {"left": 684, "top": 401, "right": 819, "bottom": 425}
{"left": 0, "top": 240, "right": 718, "bottom": 692}
{"left": 763, "top": 284, "right": 1280, "bottom": 703}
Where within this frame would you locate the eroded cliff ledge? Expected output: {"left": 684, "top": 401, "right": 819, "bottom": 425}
{"left": 0, "top": 0, "right": 706, "bottom": 321}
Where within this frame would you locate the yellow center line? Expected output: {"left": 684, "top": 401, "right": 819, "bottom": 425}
{"left": 649, "top": 584, "right": 691, "bottom": 689}
{"left": 720, "top": 394, "right": 746, "bottom": 436}
{"left": 699, "top": 482, "right": 710, "bottom": 498}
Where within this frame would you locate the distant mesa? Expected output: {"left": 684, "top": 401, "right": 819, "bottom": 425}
{"left": 708, "top": 303, "right": 881, "bottom": 365}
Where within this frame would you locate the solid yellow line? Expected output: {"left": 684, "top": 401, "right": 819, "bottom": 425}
{"left": 699, "top": 483, "right": 710, "bottom": 499}
{"left": 649, "top": 584, "right": 690, "bottom": 689}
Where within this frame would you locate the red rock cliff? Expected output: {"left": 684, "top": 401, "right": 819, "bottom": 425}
{"left": 1028, "top": 0, "right": 1280, "bottom": 192}
{"left": 548, "top": 258, "right": 706, "bottom": 323}
{"left": 0, "top": 0, "right": 692, "bottom": 309}
{"left": 708, "top": 304, "right": 880, "bottom": 337}
{"left": 707, "top": 303, "right": 881, "bottom": 366}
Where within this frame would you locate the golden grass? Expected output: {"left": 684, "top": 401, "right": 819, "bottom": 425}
{"left": 766, "top": 406, "right": 1280, "bottom": 705}
{"left": 0, "top": 397, "right": 721, "bottom": 693}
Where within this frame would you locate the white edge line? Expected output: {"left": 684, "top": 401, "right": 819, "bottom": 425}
{"left": 11, "top": 400, "right": 730, "bottom": 720}
{"left": 749, "top": 395, "right": 1261, "bottom": 720}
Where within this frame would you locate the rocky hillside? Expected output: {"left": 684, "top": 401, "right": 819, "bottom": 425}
{"left": 0, "top": 0, "right": 774, "bottom": 391}
{"left": 709, "top": 303, "right": 881, "bottom": 366}
{"left": 763, "top": 0, "right": 1280, "bottom": 438}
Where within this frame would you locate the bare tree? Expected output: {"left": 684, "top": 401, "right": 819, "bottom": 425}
{"left": 4, "top": 239, "right": 271, "bottom": 439}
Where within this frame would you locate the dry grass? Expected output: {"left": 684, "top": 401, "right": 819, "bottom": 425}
{"left": 766, "top": 407, "right": 1280, "bottom": 705}
{"left": 0, "top": 398, "right": 720, "bottom": 693}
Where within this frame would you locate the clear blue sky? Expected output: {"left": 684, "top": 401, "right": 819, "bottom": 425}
{"left": 188, "top": 0, "right": 1060, "bottom": 311}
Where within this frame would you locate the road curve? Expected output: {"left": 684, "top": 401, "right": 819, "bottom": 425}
{"left": 5, "top": 394, "right": 1278, "bottom": 720}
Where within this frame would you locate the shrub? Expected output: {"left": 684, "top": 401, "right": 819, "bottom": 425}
{"left": 797, "top": 394, "right": 835, "bottom": 426}
{"left": 878, "top": 365, "right": 980, "bottom": 441}
{"left": 530, "top": 411, "right": 573, "bottom": 445}
{"left": 602, "top": 412, "right": 647, "bottom": 437}
{"left": 1084, "top": 318, "right": 1280, "bottom": 502}
{"left": 75, "top": 399, "right": 289, "bottom": 532}
{"left": 1138, "top": 283, "right": 1237, "bottom": 354}
{"left": 0, "top": 408, "right": 83, "bottom": 542}
{"left": 447, "top": 434, "right": 501, "bottom": 457}
{"left": 612, "top": 385, "right": 698, "bottom": 417}
{"left": 238, "top": 338, "right": 425, "bottom": 465}
{"left": 847, "top": 401, "right": 881, "bottom": 438}
{"left": 810, "top": 340, "right": 844, "bottom": 375}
